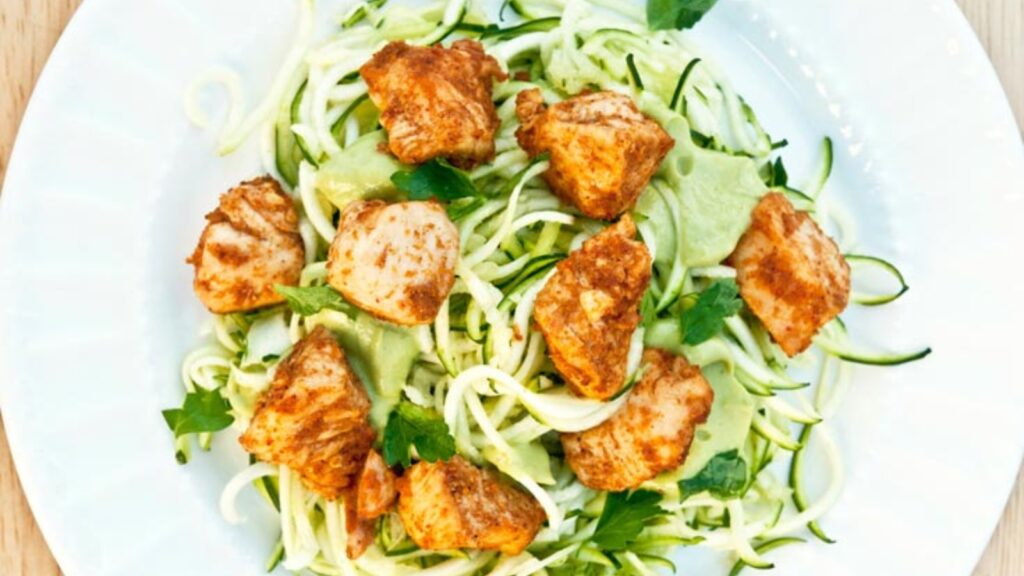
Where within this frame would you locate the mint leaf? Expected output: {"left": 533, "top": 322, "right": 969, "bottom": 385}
{"left": 275, "top": 284, "right": 355, "bottom": 317}
{"left": 382, "top": 401, "right": 456, "bottom": 467}
{"left": 162, "top": 386, "right": 234, "bottom": 439}
{"left": 680, "top": 279, "right": 743, "bottom": 345}
{"left": 647, "top": 0, "right": 720, "bottom": 30}
{"left": 591, "top": 490, "right": 666, "bottom": 551}
{"left": 678, "top": 449, "right": 748, "bottom": 499}
{"left": 391, "top": 159, "right": 479, "bottom": 202}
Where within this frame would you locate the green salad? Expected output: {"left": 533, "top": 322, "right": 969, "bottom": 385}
{"left": 166, "top": 0, "right": 929, "bottom": 574}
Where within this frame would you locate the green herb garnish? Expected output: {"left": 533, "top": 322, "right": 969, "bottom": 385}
{"left": 591, "top": 490, "right": 667, "bottom": 551}
{"left": 162, "top": 387, "right": 235, "bottom": 462}
{"left": 391, "top": 159, "right": 479, "bottom": 202}
{"left": 647, "top": 0, "right": 720, "bottom": 31}
{"left": 275, "top": 285, "right": 356, "bottom": 317}
{"left": 382, "top": 401, "right": 457, "bottom": 467}
{"left": 680, "top": 279, "right": 744, "bottom": 345}
{"left": 679, "top": 449, "right": 748, "bottom": 500}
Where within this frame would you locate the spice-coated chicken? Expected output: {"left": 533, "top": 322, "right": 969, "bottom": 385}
{"left": 188, "top": 176, "right": 304, "bottom": 313}
{"left": 360, "top": 40, "right": 507, "bottom": 167}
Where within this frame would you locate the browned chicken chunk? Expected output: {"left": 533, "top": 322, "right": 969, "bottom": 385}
{"left": 533, "top": 216, "right": 652, "bottom": 400}
{"left": 343, "top": 494, "right": 376, "bottom": 559}
{"left": 360, "top": 40, "right": 507, "bottom": 167}
{"left": 515, "top": 89, "right": 674, "bottom": 219}
{"left": 561, "top": 349, "right": 714, "bottom": 491}
{"left": 396, "top": 456, "right": 545, "bottom": 555}
{"left": 188, "top": 176, "right": 304, "bottom": 313}
{"left": 730, "top": 193, "right": 851, "bottom": 356}
{"left": 239, "top": 326, "right": 375, "bottom": 500}
{"left": 357, "top": 450, "right": 398, "bottom": 520}
{"left": 327, "top": 200, "right": 459, "bottom": 326}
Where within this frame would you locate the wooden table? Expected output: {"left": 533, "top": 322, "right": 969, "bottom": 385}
{"left": 0, "top": 1, "right": 1021, "bottom": 574}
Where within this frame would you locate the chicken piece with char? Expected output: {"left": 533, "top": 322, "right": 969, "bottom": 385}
{"left": 188, "top": 176, "right": 304, "bottom": 313}
{"left": 360, "top": 40, "right": 507, "bottom": 167}
{"left": 327, "top": 200, "right": 459, "bottom": 326}
{"left": 532, "top": 215, "right": 652, "bottom": 400}
{"left": 561, "top": 349, "right": 714, "bottom": 491}
{"left": 730, "top": 192, "right": 851, "bottom": 356}
{"left": 515, "top": 89, "right": 674, "bottom": 219}
{"left": 239, "top": 326, "right": 376, "bottom": 501}
{"left": 396, "top": 456, "right": 546, "bottom": 555}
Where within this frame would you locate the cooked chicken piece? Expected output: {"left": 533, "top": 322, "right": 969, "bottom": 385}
{"left": 188, "top": 176, "right": 304, "bottom": 313}
{"left": 327, "top": 200, "right": 459, "bottom": 326}
{"left": 357, "top": 450, "right": 398, "bottom": 520}
{"left": 239, "top": 326, "right": 375, "bottom": 500}
{"left": 730, "top": 193, "right": 851, "bottom": 356}
{"left": 396, "top": 456, "right": 545, "bottom": 555}
{"left": 515, "top": 89, "right": 674, "bottom": 219}
{"left": 343, "top": 493, "right": 376, "bottom": 559}
{"left": 339, "top": 449, "right": 400, "bottom": 559}
{"left": 533, "top": 216, "right": 652, "bottom": 400}
{"left": 360, "top": 40, "right": 507, "bottom": 167}
{"left": 561, "top": 349, "right": 714, "bottom": 491}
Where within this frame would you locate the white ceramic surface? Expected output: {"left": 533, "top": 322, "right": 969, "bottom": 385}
{"left": 1, "top": 0, "right": 1022, "bottom": 575}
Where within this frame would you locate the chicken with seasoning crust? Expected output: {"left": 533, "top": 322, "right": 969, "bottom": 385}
{"left": 188, "top": 176, "right": 304, "bottom": 313}
{"left": 360, "top": 40, "right": 507, "bottom": 167}
{"left": 396, "top": 456, "right": 546, "bottom": 555}
{"left": 343, "top": 496, "right": 376, "bottom": 559}
{"left": 729, "top": 192, "right": 851, "bottom": 356}
{"left": 327, "top": 200, "right": 459, "bottom": 326}
{"left": 357, "top": 449, "right": 398, "bottom": 520}
{"left": 562, "top": 349, "right": 714, "bottom": 491}
{"left": 239, "top": 326, "right": 375, "bottom": 501}
{"left": 515, "top": 89, "right": 674, "bottom": 219}
{"left": 532, "top": 215, "right": 652, "bottom": 400}
{"left": 341, "top": 449, "right": 400, "bottom": 559}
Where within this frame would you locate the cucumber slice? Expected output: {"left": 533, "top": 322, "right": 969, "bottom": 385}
{"left": 845, "top": 254, "right": 910, "bottom": 306}
{"left": 751, "top": 413, "right": 801, "bottom": 451}
{"left": 576, "top": 545, "right": 615, "bottom": 567}
{"left": 789, "top": 424, "right": 835, "bottom": 544}
{"left": 670, "top": 58, "right": 702, "bottom": 113}
{"left": 329, "top": 93, "right": 370, "bottom": 147}
{"left": 274, "top": 108, "right": 303, "bottom": 188}
{"left": 290, "top": 80, "right": 318, "bottom": 166}
{"left": 815, "top": 335, "right": 932, "bottom": 366}
{"left": 264, "top": 539, "right": 284, "bottom": 572}
{"left": 625, "top": 53, "right": 644, "bottom": 90}
{"left": 805, "top": 137, "right": 833, "bottom": 199}
{"left": 631, "top": 553, "right": 676, "bottom": 572}
{"left": 727, "top": 537, "right": 806, "bottom": 576}
{"left": 479, "top": 17, "right": 561, "bottom": 41}
{"left": 341, "top": 0, "right": 386, "bottom": 28}
{"left": 421, "top": 0, "right": 468, "bottom": 45}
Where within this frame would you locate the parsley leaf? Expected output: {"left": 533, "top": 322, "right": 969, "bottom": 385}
{"left": 678, "top": 450, "right": 748, "bottom": 500}
{"left": 591, "top": 490, "right": 667, "bottom": 551}
{"left": 765, "top": 157, "right": 789, "bottom": 187}
{"left": 275, "top": 284, "right": 356, "bottom": 317}
{"left": 646, "top": 0, "right": 720, "bottom": 31}
{"left": 391, "top": 159, "right": 479, "bottom": 202}
{"left": 162, "top": 387, "right": 234, "bottom": 440}
{"left": 382, "top": 401, "right": 456, "bottom": 467}
{"left": 680, "top": 279, "right": 743, "bottom": 345}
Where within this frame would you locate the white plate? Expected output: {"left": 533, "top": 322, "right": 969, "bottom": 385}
{"left": 1, "top": 0, "right": 1022, "bottom": 575}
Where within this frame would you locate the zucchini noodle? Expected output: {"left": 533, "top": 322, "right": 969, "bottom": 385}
{"left": 171, "top": 0, "right": 928, "bottom": 574}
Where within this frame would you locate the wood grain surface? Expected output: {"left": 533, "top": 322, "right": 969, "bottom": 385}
{"left": 0, "top": 1, "right": 1021, "bottom": 575}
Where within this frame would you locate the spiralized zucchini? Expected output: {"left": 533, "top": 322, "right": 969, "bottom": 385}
{"left": 175, "top": 0, "right": 929, "bottom": 574}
